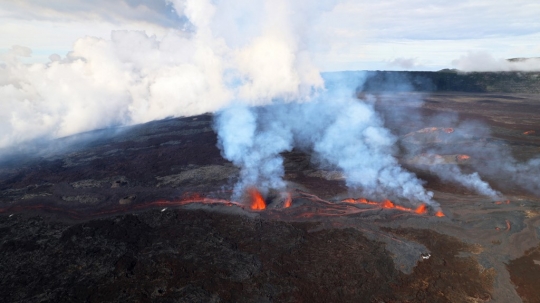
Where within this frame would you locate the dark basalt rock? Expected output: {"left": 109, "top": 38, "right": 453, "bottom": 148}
{"left": 3, "top": 92, "right": 540, "bottom": 302}
{"left": 0, "top": 210, "right": 494, "bottom": 303}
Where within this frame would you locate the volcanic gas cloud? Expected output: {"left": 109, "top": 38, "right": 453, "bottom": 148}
{"left": 214, "top": 82, "right": 437, "bottom": 210}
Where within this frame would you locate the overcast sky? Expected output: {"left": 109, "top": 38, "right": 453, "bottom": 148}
{"left": 1, "top": 0, "right": 539, "bottom": 71}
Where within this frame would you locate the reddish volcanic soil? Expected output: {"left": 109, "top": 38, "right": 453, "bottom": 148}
{"left": 1, "top": 92, "right": 540, "bottom": 302}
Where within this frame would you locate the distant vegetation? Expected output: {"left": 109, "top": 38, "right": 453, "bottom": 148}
{"left": 358, "top": 70, "right": 540, "bottom": 93}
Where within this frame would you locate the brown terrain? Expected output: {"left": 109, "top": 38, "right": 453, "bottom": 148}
{"left": 1, "top": 92, "right": 540, "bottom": 302}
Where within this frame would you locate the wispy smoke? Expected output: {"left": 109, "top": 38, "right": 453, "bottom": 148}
{"left": 462, "top": 137, "right": 540, "bottom": 197}
{"left": 452, "top": 51, "right": 540, "bottom": 72}
{"left": 392, "top": 95, "right": 540, "bottom": 199}
{"left": 507, "top": 158, "right": 540, "bottom": 195}
{"left": 426, "top": 164, "right": 500, "bottom": 198}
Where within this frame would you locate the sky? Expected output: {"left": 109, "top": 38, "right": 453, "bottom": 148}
{"left": 0, "top": 0, "right": 539, "bottom": 150}
{"left": 1, "top": 0, "right": 539, "bottom": 71}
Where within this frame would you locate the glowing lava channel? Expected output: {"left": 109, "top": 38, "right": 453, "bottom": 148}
{"left": 341, "top": 197, "right": 442, "bottom": 216}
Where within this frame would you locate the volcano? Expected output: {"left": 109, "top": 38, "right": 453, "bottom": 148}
{"left": 1, "top": 92, "right": 540, "bottom": 302}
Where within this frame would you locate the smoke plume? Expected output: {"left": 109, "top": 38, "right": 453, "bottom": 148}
{"left": 214, "top": 104, "right": 293, "bottom": 197}
{"left": 215, "top": 73, "right": 436, "bottom": 207}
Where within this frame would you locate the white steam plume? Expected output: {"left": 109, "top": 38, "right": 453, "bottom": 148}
{"left": 215, "top": 76, "right": 436, "bottom": 207}
{"left": 214, "top": 104, "right": 293, "bottom": 198}
{"left": 310, "top": 96, "right": 433, "bottom": 203}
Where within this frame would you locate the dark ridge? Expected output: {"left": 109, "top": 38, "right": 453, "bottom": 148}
{"left": 507, "top": 57, "right": 540, "bottom": 62}
{"left": 357, "top": 70, "right": 540, "bottom": 93}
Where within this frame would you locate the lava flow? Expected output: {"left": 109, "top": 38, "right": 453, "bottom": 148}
{"left": 1, "top": 189, "right": 446, "bottom": 220}
{"left": 342, "top": 197, "right": 432, "bottom": 215}
{"left": 381, "top": 199, "right": 418, "bottom": 212}
{"left": 247, "top": 188, "right": 266, "bottom": 210}
{"left": 342, "top": 198, "right": 378, "bottom": 205}
{"left": 415, "top": 204, "right": 427, "bottom": 214}
{"left": 416, "top": 127, "right": 454, "bottom": 134}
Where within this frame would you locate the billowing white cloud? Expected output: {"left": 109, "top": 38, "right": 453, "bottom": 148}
{"left": 0, "top": 0, "right": 324, "bottom": 149}
{"left": 2, "top": 0, "right": 540, "bottom": 69}
{"left": 2, "top": 0, "right": 540, "bottom": 149}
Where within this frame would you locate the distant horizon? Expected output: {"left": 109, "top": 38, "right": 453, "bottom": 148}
{"left": 4, "top": 58, "right": 540, "bottom": 73}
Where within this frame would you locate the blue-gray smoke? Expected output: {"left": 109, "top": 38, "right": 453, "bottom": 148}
{"left": 215, "top": 73, "right": 435, "bottom": 206}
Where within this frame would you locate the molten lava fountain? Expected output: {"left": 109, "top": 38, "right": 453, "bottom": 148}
{"left": 248, "top": 188, "right": 266, "bottom": 210}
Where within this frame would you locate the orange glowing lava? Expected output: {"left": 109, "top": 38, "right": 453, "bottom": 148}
{"left": 523, "top": 130, "right": 535, "bottom": 135}
{"left": 341, "top": 197, "right": 439, "bottom": 216}
{"left": 342, "top": 198, "right": 378, "bottom": 205}
{"left": 283, "top": 193, "right": 292, "bottom": 208}
{"left": 2, "top": 186, "right": 447, "bottom": 221}
{"left": 435, "top": 211, "right": 445, "bottom": 217}
{"left": 379, "top": 199, "right": 413, "bottom": 212}
{"left": 415, "top": 204, "right": 427, "bottom": 214}
{"left": 382, "top": 200, "right": 395, "bottom": 208}
{"left": 182, "top": 192, "right": 204, "bottom": 200}
{"left": 443, "top": 128, "right": 454, "bottom": 133}
{"left": 456, "top": 154, "right": 470, "bottom": 161}
{"left": 248, "top": 188, "right": 266, "bottom": 210}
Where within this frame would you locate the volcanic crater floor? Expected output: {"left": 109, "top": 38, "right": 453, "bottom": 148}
{"left": 1, "top": 92, "right": 540, "bottom": 303}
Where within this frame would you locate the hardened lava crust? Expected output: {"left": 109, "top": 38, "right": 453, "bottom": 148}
{"left": 1, "top": 92, "right": 540, "bottom": 302}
